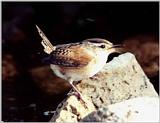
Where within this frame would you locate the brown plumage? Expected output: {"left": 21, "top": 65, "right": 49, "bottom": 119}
{"left": 50, "top": 44, "right": 93, "bottom": 67}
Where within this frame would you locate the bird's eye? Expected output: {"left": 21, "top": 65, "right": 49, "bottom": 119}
{"left": 99, "top": 45, "right": 105, "bottom": 48}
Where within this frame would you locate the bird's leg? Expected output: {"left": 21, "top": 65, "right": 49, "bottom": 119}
{"left": 68, "top": 79, "right": 88, "bottom": 108}
{"left": 69, "top": 82, "right": 83, "bottom": 100}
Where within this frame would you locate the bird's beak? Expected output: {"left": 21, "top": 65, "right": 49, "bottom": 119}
{"left": 108, "top": 44, "right": 123, "bottom": 49}
{"left": 108, "top": 44, "right": 126, "bottom": 53}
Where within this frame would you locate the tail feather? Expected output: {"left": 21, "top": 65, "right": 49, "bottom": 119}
{"left": 36, "top": 25, "right": 55, "bottom": 54}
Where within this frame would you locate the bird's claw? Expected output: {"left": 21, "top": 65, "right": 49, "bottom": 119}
{"left": 67, "top": 91, "right": 81, "bottom": 100}
{"left": 67, "top": 91, "right": 88, "bottom": 109}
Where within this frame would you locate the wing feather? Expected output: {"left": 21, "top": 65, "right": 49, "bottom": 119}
{"left": 49, "top": 45, "right": 93, "bottom": 67}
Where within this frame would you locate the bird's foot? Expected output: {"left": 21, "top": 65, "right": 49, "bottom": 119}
{"left": 67, "top": 91, "right": 81, "bottom": 100}
{"left": 67, "top": 91, "right": 88, "bottom": 109}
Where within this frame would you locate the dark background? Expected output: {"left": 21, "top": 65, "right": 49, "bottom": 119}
{"left": 2, "top": 2, "right": 159, "bottom": 122}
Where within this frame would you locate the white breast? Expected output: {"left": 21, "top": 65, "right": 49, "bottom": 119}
{"left": 86, "top": 51, "right": 109, "bottom": 77}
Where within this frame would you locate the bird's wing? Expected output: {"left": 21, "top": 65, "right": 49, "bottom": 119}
{"left": 36, "top": 25, "right": 55, "bottom": 54}
{"left": 49, "top": 45, "right": 94, "bottom": 67}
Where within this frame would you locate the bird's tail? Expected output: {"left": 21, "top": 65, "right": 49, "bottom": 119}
{"left": 36, "top": 25, "right": 55, "bottom": 54}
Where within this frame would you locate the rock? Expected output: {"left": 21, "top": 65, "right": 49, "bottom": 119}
{"left": 76, "top": 52, "right": 158, "bottom": 108}
{"left": 50, "top": 52, "right": 158, "bottom": 122}
{"left": 50, "top": 95, "right": 96, "bottom": 122}
{"left": 81, "top": 96, "right": 159, "bottom": 122}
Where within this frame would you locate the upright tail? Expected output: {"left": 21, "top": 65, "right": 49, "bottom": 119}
{"left": 36, "top": 25, "right": 55, "bottom": 54}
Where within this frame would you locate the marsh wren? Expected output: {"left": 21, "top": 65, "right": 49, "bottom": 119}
{"left": 36, "top": 25, "right": 123, "bottom": 105}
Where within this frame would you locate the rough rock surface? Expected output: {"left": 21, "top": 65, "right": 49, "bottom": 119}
{"left": 50, "top": 95, "right": 96, "bottom": 122}
{"left": 50, "top": 52, "right": 158, "bottom": 122}
{"left": 81, "top": 96, "right": 159, "bottom": 122}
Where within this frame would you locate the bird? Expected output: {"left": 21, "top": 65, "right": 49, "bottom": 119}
{"left": 36, "top": 25, "right": 124, "bottom": 107}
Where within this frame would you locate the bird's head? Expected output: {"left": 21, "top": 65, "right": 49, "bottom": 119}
{"left": 82, "top": 38, "right": 124, "bottom": 54}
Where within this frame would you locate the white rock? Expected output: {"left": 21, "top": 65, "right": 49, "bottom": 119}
{"left": 77, "top": 52, "right": 158, "bottom": 107}
{"left": 82, "top": 96, "right": 159, "bottom": 122}
{"left": 50, "top": 53, "right": 159, "bottom": 122}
